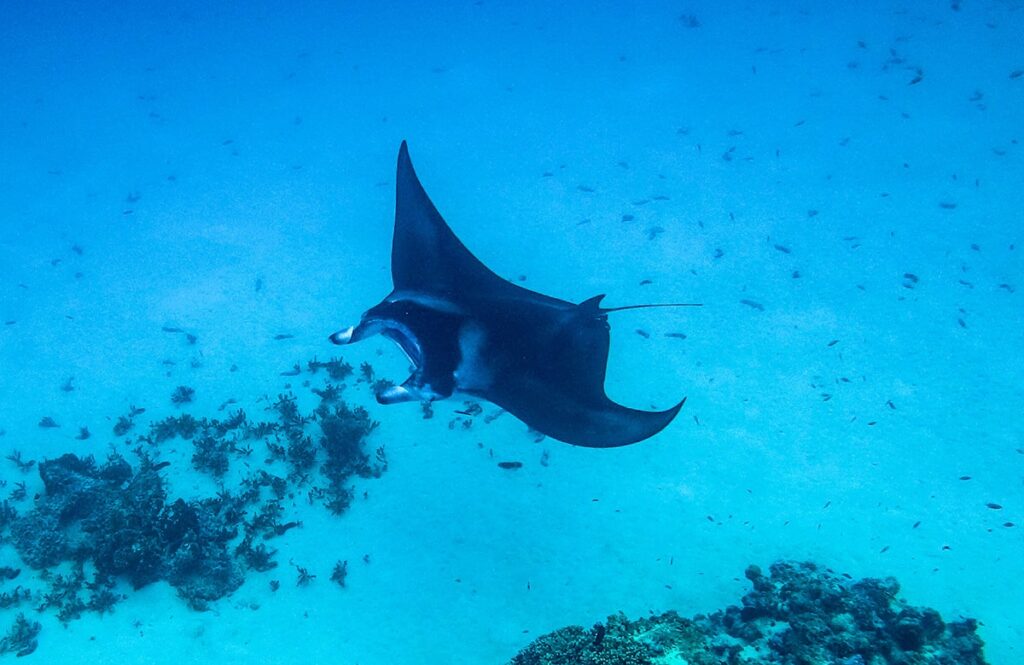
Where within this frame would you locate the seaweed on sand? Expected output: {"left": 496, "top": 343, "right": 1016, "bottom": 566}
{"left": 150, "top": 414, "right": 200, "bottom": 442}
{"left": 235, "top": 536, "right": 278, "bottom": 572}
{"left": 318, "top": 402, "right": 379, "bottom": 481}
{"left": 285, "top": 431, "right": 317, "bottom": 478}
{"left": 314, "top": 402, "right": 380, "bottom": 515}
{"left": 5, "top": 450, "right": 35, "bottom": 473}
{"left": 0, "top": 613, "right": 40, "bottom": 657}
{"left": 191, "top": 434, "right": 230, "bottom": 477}
{"left": 171, "top": 385, "right": 195, "bottom": 404}
{"left": 272, "top": 393, "right": 305, "bottom": 429}
{"left": 307, "top": 356, "right": 353, "bottom": 381}
{"left": 330, "top": 560, "right": 348, "bottom": 588}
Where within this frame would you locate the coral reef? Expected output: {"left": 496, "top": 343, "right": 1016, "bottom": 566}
{"left": 9, "top": 453, "right": 243, "bottom": 610}
{"left": 509, "top": 561, "right": 988, "bottom": 665}
{"left": 1, "top": 351, "right": 388, "bottom": 652}
{"left": 7, "top": 357, "right": 385, "bottom": 607}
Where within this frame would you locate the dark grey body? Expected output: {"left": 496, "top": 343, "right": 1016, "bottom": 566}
{"left": 330, "top": 142, "right": 684, "bottom": 447}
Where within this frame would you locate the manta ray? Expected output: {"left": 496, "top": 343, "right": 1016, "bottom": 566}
{"left": 330, "top": 142, "right": 695, "bottom": 447}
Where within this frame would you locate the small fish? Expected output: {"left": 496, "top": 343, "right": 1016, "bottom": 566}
{"left": 497, "top": 461, "right": 523, "bottom": 470}
{"left": 986, "top": 503, "right": 1002, "bottom": 510}
{"left": 827, "top": 339, "right": 839, "bottom": 347}
{"left": 664, "top": 332, "right": 687, "bottom": 340}
{"left": 162, "top": 326, "right": 184, "bottom": 333}
{"left": 740, "top": 299, "right": 764, "bottom": 311}
{"left": 274, "top": 334, "right": 294, "bottom": 340}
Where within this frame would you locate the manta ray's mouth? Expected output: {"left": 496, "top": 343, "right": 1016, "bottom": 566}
{"left": 381, "top": 323, "right": 422, "bottom": 369}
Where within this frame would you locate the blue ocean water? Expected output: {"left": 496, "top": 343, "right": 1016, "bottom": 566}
{"left": 0, "top": 0, "right": 1021, "bottom": 662}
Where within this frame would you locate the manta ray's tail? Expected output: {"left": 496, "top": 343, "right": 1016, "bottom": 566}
{"left": 601, "top": 302, "right": 703, "bottom": 312}
{"left": 579, "top": 294, "right": 702, "bottom": 313}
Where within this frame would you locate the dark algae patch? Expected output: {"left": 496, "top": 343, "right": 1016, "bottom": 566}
{"left": 509, "top": 561, "right": 988, "bottom": 664}
{"left": 0, "top": 613, "right": 40, "bottom": 657}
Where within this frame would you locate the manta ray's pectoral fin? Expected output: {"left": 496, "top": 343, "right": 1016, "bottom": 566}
{"left": 377, "top": 374, "right": 451, "bottom": 405}
{"left": 329, "top": 326, "right": 356, "bottom": 345}
{"left": 330, "top": 321, "right": 385, "bottom": 345}
{"left": 329, "top": 316, "right": 388, "bottom": 346}
{"left": 376, "top": 382, "right": 418, "bottom": 405}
